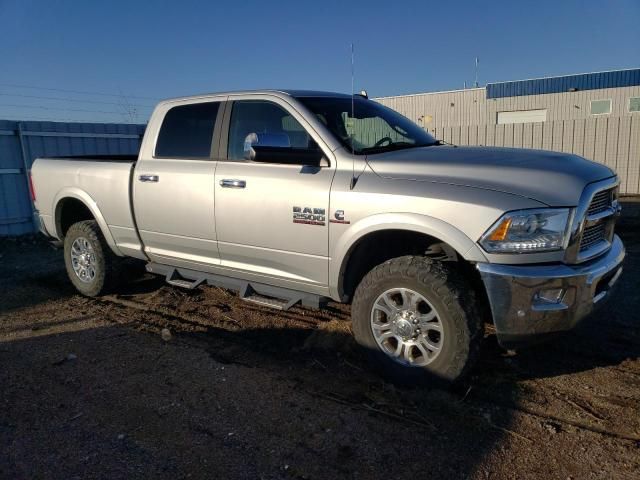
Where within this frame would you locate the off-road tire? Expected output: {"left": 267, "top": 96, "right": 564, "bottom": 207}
{"left": 64, "top": 220, "right": 115, "bottom": 297}
{"left": 351, "top": 255, "right": 483, "bottom": 385}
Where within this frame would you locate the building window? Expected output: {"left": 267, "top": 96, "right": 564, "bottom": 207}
{"left": 630, "top": 97, "right": 640, "bottom": 113}
{"left": 497, "top": 109, "right": 547, "bottom": 125}
{"left": 590, "top": 99, "right": 611, "bottom": 115}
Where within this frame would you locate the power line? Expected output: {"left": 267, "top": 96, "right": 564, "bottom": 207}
{"left": 5, "top": 114, "right": 143, "bottom": 123}
{"left": 0, "top": 102, "right": 150, "bottom": 116}
{"left": 0, "top": 82, "right": 159, "bottom": 101}
{"left": 0, "top": 92, "right": 155, "bottom": 109}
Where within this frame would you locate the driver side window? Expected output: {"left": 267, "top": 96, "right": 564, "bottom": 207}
{"left": 227, "top": 100, "right": 317, "bottom": 162}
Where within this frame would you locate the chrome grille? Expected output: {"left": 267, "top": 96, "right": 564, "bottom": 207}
{"left": 566, "top": 180, "right": 619, "bottom": 263}
{"left": 580, "top": 223, "right": 607, "bottom": 251}
{"left": 579, "top": 187, "right": 616, "bottom": 253}
{"left": 587, "top": 189, "right": 613, "bottom": 216}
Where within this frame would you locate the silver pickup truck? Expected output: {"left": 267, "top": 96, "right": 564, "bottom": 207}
{"left": 31, "top": 90, "right": 625, "bottom": 383}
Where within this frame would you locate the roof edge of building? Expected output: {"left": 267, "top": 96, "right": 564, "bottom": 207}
{"left": 486, "top": 67, "right": 640, "bottom": 86}
{"left": 375, "top": 87, "right": 484, "bottom": 100}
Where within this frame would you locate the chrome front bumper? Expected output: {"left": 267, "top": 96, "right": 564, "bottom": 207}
{"left": 477, "top": 235, "right": 625, "bottom": 349}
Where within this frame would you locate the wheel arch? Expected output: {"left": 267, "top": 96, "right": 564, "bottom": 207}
{"left": 330, "top": 213, "right": 488, "bottom": 302}
{"left": 53, "top": 188, "right": 123, "bottom": 256}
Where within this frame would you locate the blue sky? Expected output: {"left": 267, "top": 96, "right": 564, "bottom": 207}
{"left": 0, "top": 0, "right": 638, "bottom": 123}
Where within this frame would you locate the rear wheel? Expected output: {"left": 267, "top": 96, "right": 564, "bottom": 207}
{"left": 64, "top": 220, "right": 115, "bottom": 297}
{"left": 351, "top": 255, "right": 483, "bottom": 384}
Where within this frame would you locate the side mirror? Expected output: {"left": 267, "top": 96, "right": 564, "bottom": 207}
{"left": 243, "top": 132, "right": 324, "bottom": 166}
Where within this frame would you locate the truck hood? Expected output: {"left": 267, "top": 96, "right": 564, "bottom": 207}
{"left": 367, "top": 146, "right": 615, "bottom": 206}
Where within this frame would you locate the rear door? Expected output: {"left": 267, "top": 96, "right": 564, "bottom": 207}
{"left": 133, "top": 99, "right": 225, "bottom": 268}
{"left": 214, "top": 97, "right": 335, "bottom": 288}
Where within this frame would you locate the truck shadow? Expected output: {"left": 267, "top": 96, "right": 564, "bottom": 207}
{"left": 0, "top": 323, "right": 507, "bottom": 479}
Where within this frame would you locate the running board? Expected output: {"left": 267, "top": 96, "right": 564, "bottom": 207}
{"left": 146, "top": 263, "right": 327, "bottom": 311}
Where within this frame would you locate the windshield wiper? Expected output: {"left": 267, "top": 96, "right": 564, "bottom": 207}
{"left": 359, "top": 141, "right": 438, "bottom": 155}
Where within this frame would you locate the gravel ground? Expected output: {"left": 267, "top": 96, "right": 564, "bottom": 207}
{"left": 1, "top": 204, "right": 639, "bottom": 479}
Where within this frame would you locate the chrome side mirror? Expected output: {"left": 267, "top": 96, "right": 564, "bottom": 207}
{"left": 243, "top": 132, "right": 291, "bottom": 161}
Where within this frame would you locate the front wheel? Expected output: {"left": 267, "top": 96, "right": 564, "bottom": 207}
{"left": 351, "top": 256, "right": 483, "bottom": 384}
{"left": 63, "top": 220, "right": 115, "bottom": 297}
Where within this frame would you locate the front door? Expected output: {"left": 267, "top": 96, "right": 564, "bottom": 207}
{"left": 134, "top": 100, "right": 223, "bottom": 268}
{"left": 214, "top": 98, "right": 335, "bottom": 288}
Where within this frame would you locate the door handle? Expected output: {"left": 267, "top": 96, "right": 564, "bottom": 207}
{"left": 219, "top": 179, "right": 246, "bottom": 188}
{"left": 139, "top": 174, "right": 159, "bottom": 183}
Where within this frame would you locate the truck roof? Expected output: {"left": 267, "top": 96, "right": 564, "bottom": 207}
{"left": 158, "top": 89, "right": 352, "bottom": 105}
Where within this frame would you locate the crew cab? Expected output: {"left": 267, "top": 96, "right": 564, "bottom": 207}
{"left": 31, "top": 90, "right": 625, "bottom": 382}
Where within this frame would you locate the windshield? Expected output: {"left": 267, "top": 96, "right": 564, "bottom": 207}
{"left": 296, "top": 96, "right": 438, "bottom": 155}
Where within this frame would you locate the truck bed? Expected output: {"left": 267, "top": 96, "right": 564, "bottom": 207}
{"left": 31, "top": 156, "right": 142, "bottom": 258}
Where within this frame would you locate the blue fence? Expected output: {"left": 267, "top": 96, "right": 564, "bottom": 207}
{"left": 0, "top": 120, "right": 145, "bottom": 236}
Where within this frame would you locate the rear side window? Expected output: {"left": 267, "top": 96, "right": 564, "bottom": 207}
{"left": 155, "top": 102, "right": 220, "bottom": 158}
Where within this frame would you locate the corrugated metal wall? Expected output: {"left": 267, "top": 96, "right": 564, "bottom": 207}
{"left": 376, "top": 85, "right": 640, "bottom": 127}
{"left": 0, "top": 120, "right": 145, "bottom": 236}
{"left": 432, "top": 116, "right": 640, "bottom": 195}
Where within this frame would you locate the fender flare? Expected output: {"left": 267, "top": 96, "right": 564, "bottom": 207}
{"left": 329, "top": 212, "right": 488, "bottom": 300}
{"left": 53, "top": 187, "right": 123, "bottom": 256}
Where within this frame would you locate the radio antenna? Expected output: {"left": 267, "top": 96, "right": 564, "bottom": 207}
{"left": 350, "top": 43, "right": 356, "bottom": 189}
{"left": 474, "top": 57, "right": 479, "bottom": 87}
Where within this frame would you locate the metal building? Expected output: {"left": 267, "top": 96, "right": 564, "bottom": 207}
{"left": 376, "top": 68, "right": 640, "bottom": 195}
{"left": 0, "top": 120, "right": 145, "bottom": 235}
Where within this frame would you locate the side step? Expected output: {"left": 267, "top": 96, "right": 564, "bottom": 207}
{"left": 238, "top": 283, "right": 301, "bottom": 311}
{"left": 241, "top": 295, "right": 290, "bottom": 310}
{"left": 165, "top": 269, "right": 205, "bottom": 290}
{"left": 146, "top": 263, "right": 328, "bottom": 311}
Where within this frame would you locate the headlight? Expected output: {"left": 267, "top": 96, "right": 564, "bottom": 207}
{"left": 479, "top": 208, "right": 572, "bottom": 253}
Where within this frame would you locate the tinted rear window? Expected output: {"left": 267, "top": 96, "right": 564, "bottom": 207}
{"left": 155, "top": 102, "right": 220, "bottom": 158}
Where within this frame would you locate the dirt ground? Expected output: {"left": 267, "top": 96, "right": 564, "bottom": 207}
{"left": 1, "top": 204, "right": 639, "bottom": 480}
